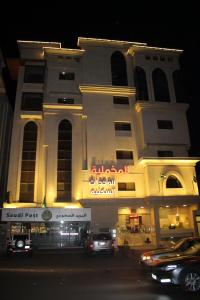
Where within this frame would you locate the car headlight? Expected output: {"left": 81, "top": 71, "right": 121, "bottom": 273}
{"left": 142, "top": 255, "right": 151, "bottom": 261}
{"left": 164, "top": 264, "right": 178, "bottom": 271}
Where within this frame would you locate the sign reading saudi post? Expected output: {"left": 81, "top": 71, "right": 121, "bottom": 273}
{"left": 1, "top": 208, "right": 91, "bottom": 222}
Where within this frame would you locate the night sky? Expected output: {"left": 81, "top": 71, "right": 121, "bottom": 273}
{"left": 1, "top": 4, "right": 200, "bottom": 160}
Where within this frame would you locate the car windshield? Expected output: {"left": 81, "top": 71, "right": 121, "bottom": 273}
{"left": 182, "top": 244, "right": 200, "bottom": 256}
{"left": 92, "top": 234, "right": 111, "bottom": 240}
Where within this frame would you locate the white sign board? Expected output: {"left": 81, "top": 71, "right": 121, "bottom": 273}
{"left": 1, "top": 208, "right": 91, "bottom": 222}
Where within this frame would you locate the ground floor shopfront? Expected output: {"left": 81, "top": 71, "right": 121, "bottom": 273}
{"left": 81, "top": 196, "right": 200, "bottom": 248}
{"left": 1, "top": 197, "right": 200, "bottom": 249}
{"left": 0, "top": 208, "right": 91, "bottom": 249}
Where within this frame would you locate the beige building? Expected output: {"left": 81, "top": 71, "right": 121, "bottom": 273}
{"left": 4, "top": 38, "right": 200, "bottom": 248}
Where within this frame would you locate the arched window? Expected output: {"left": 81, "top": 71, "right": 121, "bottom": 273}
{"left": 111, "top": 51, "right": 128, "bottom": 86}
{"left": 173, "top": 70, "right": 185, "bottom": 102}
{"left": 166, "top": 175, "right": 182, "bottom": 188}
{"left": 57, "top": 120, "right": 72, "bottom": 202}
{"left": 134, "top": 66, "right": 149, "bottom": 101}
{"left": 152, "top": 68, "right": 170, "bottom": 102}
{"left": 19, "top": 121, "right": 37, "bottom": 202}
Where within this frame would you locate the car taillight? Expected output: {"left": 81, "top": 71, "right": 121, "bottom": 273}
{"left": 89, "top": 241, "right": 94, "bottom": 248}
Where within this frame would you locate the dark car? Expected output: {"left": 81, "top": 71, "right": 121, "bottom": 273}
{"left": 6, "top": 233, "right": 33, "bottom": 257}
{"left": 84, "top": 232, "right": 115, "bottom": 255}
{"left": 140, "top": 237, "right": 200, "bottom": 266}
{"left": 151, "top": 244, "right": 200, "bottom": 292}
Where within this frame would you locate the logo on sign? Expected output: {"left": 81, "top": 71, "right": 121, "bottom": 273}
{"left": 42, "top": 210, "right": 52, "bottom": 221}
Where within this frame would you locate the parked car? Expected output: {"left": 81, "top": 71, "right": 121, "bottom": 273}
{"left": 140, "top": 237, "right": 200, "bottom": 266}
{"left": 151, "top": 244, "right": 200, "bottom": 292}
{"left": 6, "top": 233, "right": 33, "bottom": 257}
{"left": 84, "top": 232, "right": 115, "bottom": 255}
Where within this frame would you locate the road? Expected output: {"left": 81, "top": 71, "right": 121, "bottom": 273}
{"left": 0, "top": 249, "right": 199, "bottom": 300}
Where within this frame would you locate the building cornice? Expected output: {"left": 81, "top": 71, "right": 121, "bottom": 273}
{"left": 128, "top": 45, "right": 183, "bottom": 55}
{"left": 135, "top": 101, "right": 189, "bottom": 113}
{"left": 79, "top": 85, "right": 135, "bottom": 96}
{"left": 138, "top": 157, "right": 200, "bottom": 167}
{"left": 78, "top": 37, "right": 146, "bottom": 48}
{"left": 43, "top": 103, "right": 83, "bottom": 111}
{"left": 43, "top": 47, "right": 85, "bottom": 57}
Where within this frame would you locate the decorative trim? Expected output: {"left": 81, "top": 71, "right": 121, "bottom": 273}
{"left": 79, "top": 85, "right": 135, "bottom": 96}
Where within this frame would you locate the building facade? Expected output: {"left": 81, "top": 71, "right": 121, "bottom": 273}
{"left": 4, "top": 38, "right": 200, "bottom": 248}
{"left": 0, "top": 50, "right": 13, "bottom": 206}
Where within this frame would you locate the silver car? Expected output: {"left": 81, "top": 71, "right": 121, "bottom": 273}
{"left": 85, "top": 233, "right": 115, "bottom": 255}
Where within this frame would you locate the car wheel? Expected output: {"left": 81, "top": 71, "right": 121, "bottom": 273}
{"left": 181, "top": 271, "right": 200, "bottom": 292}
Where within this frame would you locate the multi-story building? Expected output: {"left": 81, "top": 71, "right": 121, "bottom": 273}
{"left": 2, "top": 38, "right": 200, "bottom": 248}
{"left": 0, "top": 50, "right": 13, "bottom": 206}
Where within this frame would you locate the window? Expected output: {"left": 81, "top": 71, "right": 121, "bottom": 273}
{"left": 166, "top": 176, "right": 182, "bottom": 188}
{"left": 173, "top": 70, "right": 186, "bottom": 103}
{"left": 24, "top": 65, "right": 45, "bottom": 83}
{"left": 157, "top": 120, "right": 173, "bottom": 129}
{"left": 21, "top": 93, "right": 43, "bottom": 111}
{"left": 59, "top": 72, "right": 75, "bottom": 80}
{"left": 19, "top": 122, "right": 37, "bottom": 202}
{"left": 116, "top": 150, "right": 133, "bottom": 160}
{"left": 111, "top": 51, "right": 128, "bottom": 86}
{"left": 157, "top": 151, "right": 174, "bottom": 157}
{"left": 113, "top": 96, "right": 129, "bottom": 105}
{"left": 152, "top": 68, "right": 170, "bottom": 102}
{"left": 58, "top": 98, "right": 74, "bottom": 104}
{"left": 115, "top": 122, "right": 131, "bottom": 131}
{"left": 134, "top": 66, "right": 149, "bottom": 101}
{"left": 57, "top": 120, "right": 72, "bottom": 202}
{"left": 118, "top": 182, "right": 135, "bottom": 191}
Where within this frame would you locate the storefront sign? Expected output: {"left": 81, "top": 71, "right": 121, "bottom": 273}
{"left": 1, "top": 208, "right": 91, "bottom": 222}
{"left": 91, "top": 165, "right": 128, "bottom": 174}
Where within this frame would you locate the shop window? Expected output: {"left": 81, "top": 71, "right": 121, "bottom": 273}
{"left": 166, "top": 175, "right": 182, "bottom": 188}
{"left": 111, "top": 51, "right": 128, "bottom": 86}
{"left": 57, "top": 120, "right": 72, "bottom": 202}
{"left": 19, "top": 121, "right": 37, "bottom": 202}
{"left": 118, "top": 182, "right": 135, "bottom": 191}
{"left": 116, "top": 150, "right": 133, "bottom": 160}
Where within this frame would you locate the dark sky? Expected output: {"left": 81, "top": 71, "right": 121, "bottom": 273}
{"left": 1, "top": 4, "right": 200, "bottom": 157}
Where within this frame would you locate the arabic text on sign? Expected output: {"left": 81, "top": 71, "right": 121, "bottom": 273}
{"left": 91, "top": 165, "right": 128, "bottom": 174}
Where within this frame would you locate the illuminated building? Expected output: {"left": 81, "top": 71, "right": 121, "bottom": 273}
{"left": 0, "top": 50, "right": 13, "bottom": 206}
{"left": 3, "top": 38, "right": 200, "bottom": 247}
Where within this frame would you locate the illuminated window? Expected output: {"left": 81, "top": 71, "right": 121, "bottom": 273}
{"left": 134, "top": 66, "right": 149, "bottom": 101}
{"left": 152, "top": 68, "right": 170, "bottom": 102}
{"left": 59, "top": 72, "right": 75, "bottom": 80}
{"left": 116, "top": 150, "right": 133, "bottom": 160}
{"left": 157, "top": 120, "right": 173, "bottom": 129}
{"left": 118, "top": 182, "right": 135, "bottom": 191}
{"left": 111, "top": 51, "right": 128, "bottom": 86}
{"left": 24, "top": 65, "right": 45, "bottom": 83}
{"left": 157, "top": 151, "right": 173, "bottom": 157}
{"left": 21, "top": 93, "right": 43, "bottom": 111}
{"left": 166, "top": 176, "right": 182, "bottom": 188}
{"left": 19, "top": 122, "right": 37, "bottom": 202}
{"left": 57, "top": 120, "right": 72, "bottom": 202}
{"left": 113, "top": 96, "right": 129, "bottom": 105}
{"left": 58, "top": 98, "right": 74, "bottom": 104}
{"left": 115, "top": 122, "right": 131, "bottom": 131}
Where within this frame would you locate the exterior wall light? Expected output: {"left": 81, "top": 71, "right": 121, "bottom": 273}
{"left": 160, "top": 174, "right": 167, "bottom": 179}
